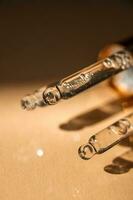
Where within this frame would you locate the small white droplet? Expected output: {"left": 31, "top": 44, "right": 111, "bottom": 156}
{"left": 73, "top": 134, "right": 80, "bottom": 142}
{"left": 36, "top": 148, "right": 44, "bottom": 157}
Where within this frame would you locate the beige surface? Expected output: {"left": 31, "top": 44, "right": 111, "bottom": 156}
{"left": 0, "top": 81, "right": 133, "bottom": 200}
{"left": 0, "top": 2, "right": 133, "bottom": 200}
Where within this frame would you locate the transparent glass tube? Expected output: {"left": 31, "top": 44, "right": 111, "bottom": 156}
{"left": 21, "top": 50, "right": 133, "bottom": 110}
{"left": 78, "top": 113, "right": 133, "bottom": 160}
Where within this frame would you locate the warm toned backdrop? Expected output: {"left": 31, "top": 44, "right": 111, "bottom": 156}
{"left": 0, "top": 1, "right": 133, "bottom": 200}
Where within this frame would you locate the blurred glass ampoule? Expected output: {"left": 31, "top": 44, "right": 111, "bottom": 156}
{"left": 78, "top": 114, "right": 133, "bottom": 160}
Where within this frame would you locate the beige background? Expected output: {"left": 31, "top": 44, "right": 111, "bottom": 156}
{"left": 0, "top": 2, "right": 133, "bottom": 200}
{"left": 1, "top": 81, "right": 133, "bottom": 200}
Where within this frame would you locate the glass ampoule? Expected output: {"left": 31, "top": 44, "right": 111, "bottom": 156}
{"left": 79, "top": 113, "right": 133, "bottom": 160}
